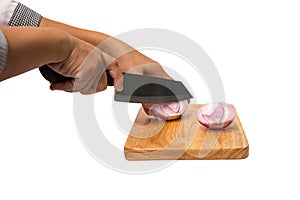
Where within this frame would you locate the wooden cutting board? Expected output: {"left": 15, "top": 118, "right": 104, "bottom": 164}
{"left": 124, "top": 104, "right": 249, "bottom": 160}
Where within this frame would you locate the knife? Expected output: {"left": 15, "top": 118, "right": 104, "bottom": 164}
{"left": 39, "top": 66, "right": 193, "bottom": 103}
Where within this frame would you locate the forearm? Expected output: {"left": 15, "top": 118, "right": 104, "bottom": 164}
{"left": 0, "top": 26, "right": 72, "bottom": 81}
{"left": 39, "top": 17, "right": 158, "bottom": 72}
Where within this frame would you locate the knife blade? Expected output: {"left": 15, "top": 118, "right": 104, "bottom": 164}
{"left": 115, "top": 73, "right": 192, "bottom": 103}
{"left": 39, "top": 65, "right": 193, "bottom": 103}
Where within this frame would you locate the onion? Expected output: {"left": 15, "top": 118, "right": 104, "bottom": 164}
{"left": 149, "top": 100, "right": 189, "bottom": 120}
{"left": 196, "top": 102, "right": 236, "bottom": 129}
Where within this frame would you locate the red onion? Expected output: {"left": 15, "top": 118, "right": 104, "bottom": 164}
{"left": 149, "top": 100, "right": 189, "bottom": 120}
{"left": 197, "top": 102, "right": 236, "bottom": 129}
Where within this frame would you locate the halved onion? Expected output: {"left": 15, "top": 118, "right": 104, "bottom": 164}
{"left": 197, "top": 102, "right": 236, "bottom": 129}
{"left": 149, "top": 100, "right": 189, "bottom": 120}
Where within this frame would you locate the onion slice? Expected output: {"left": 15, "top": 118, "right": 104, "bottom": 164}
{"left": 196, "top": 102, "right": 236, "bottom": 129}
{"left": 149, "top": 100, "right": 189, "bottom": 120}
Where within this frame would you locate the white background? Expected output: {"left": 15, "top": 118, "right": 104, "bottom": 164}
{"left": 1, "top": 0, "right": 299, "bottom": 199}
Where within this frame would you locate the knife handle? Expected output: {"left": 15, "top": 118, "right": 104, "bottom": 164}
{"left": 39, "top": 65, "right": 114, "bottom": 86}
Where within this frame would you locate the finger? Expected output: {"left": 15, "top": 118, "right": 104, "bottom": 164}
{"left": 86, "top": 67, "right": 109, "bottom": 94}
{"left": 50, "top": 80, "right": 74, "bottom": 92}
{"left": 101, "top": 53, "right": 123, "bottom": 91}
{"left": 78, "top": 70, "right": 107, "bottom": 94}
{"left": 95, "top": 72, "right": 108, "bottom": 93}
{"left": 76, "top": 73, "right": 100, "bottom": 94}
{"left": 107, "top": 61, "right": 123, "bottom": 91}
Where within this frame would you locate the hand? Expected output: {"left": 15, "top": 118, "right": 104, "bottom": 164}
{"left": 38, "top": 18, "right": 169, "bottom": 94}
{"left": 48, "top": 37, "right": 123, "bottom": 94}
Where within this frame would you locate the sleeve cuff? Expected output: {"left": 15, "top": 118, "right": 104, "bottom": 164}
{"left": 0, "top": 30, "right": 8, "bottom": 74}
{"left": 8, "top": 2, "right": 42, "bottom": 27}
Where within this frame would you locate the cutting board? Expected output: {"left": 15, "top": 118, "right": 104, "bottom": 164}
{"left": 124, "top": 104, "right": 249, "bottom": 160}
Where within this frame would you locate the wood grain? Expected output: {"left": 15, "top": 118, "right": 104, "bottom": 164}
{"left": 124, "top": 104, "right": 249, "bottom": 160}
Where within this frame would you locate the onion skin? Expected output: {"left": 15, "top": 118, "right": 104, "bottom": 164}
{"left": 197, "top": 102, "right": 236, "bottom": 129}
{"left": 149, "top": 100, "right": 189, "bottom": 120}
